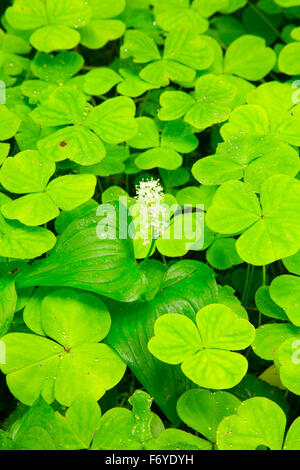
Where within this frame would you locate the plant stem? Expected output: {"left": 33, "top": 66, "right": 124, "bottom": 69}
{"left": 262, "top": 265, "right": 267, "bottom": 286}
{"left": 248, "top": 1, "right": 284, "bottom": 41}
{"left": 145, "top": 238, "right": 156, "bottom": 261}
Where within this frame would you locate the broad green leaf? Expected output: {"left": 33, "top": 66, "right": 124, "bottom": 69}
{"left": 148, "top": 303, "right": 254, "bottom": 389}
{"left": 92, "top": 408, "right": 140, "bottom": 450}
{"left": 255, "top": 286, "right": 288, "bottom": 321}
{"left": 177, "top": 389, "right": 240, "bottom": 443}
{"left": 92, "top": 389, "right": 164, "bottom": 450}
{"left": 6, "top": 0, "right": 92, "bottom": 52}
{"left": 195, "top": 304, "right": 255, "bottom": 350}
{"left": 0, "top": 105, "right": 21, "bottom": 140}
{"left": 31, "top": 51, "right": 84, "bottom": 83}
{"left": 80, "top": 20, "right": 125, "bottom": 50}
{"left": 121, "top": 30, "right": 161, "bottom": 63}
{"left": 85, "top": 96, "right": 138, "bottom": 143}
{"left": 79, "top": 144, "right": 129, "bottom": 177}
{"left": 159, "top": 91, "right": 195, "bottom": 121}
{"left": 221, "top": 104, "right": 300, "bottom": 146}
{"left": 80, "top": 0, "right": 126, "bottom": 49}
{"left": 58, "top": 394, "right": 101, "bottom": 449}
{"left": 207, "top": 175, "right": 300, "bottom": 266}
{"left": 224, "top": 35, "right": 276, "bottom": 80}
{"left": 37, "top": 126, "right": 106, "bottom": 166}
{"left": 31, "top": 87, "right": 89, "bottom": 127}
{"left": 0, "top": 289, "right": 126, "bottom": 406}
{"left": 1, "top": 154, "right": 96, "bottom": 226}
{"left": 46, "top": 175, "right": 97, "bottom": 211}
{"left": 217, "top": 397, "right": 286, "bottom": 450}
{"left": 277, "top": 337, "right": 300, "bottom": 395}
{"left": 182, "top": 349, "right": 248, "bottom": 389}
{"left": 106, "top": 260, "right": 219, "bottom": 422}
{"left": 247, "top": 81, "right": 295, "bottom": 117}
{"left": 283, "top": 250, "right": 300, "bottom": 275}
{"left": 145, "top": 428, "right": 211, "bottom": 450}
{"left": 10, "top": 395, "right": 102, "bottom": 450}
{"left": 206, "top": 238, "right": 243, "bottom": 270}
{"left": 40, "top": 288, "right": 111, "bottom": 348}
{"left": 0, "top": 194, "right": 56, "bottom": 259}
{"left": 140, "top": 58, "right": 196, "bottom": 88}
{"left": 274, "top": 0, "right": 300, "bottom": 5}
{"left": 155, "top": 211, "right": 205, "bottom": 257}
{"left": 30, "top": 25, "right": 81, "bottom": 53}
{"left": 176, "top": 185, "right": 217, "bottom": 208}
{"left": 252, "top": 324, "right": 300, "bottom": 361}
{"left": 279, "top": 42, "right": 300, "bottom": 75}
{"left": 270, "top": 275, "right": 300, "bottom": 326}
{"left": 161, "top": 121, "right": 198, "bottom": 153}
{"left": 83, "top": 68, "right": 122, "bottom": 96}
{"left": 55, "top": 343, "right": 125, "bottom": 407}
{"left": 23, "top": 287, "right": 53, "bottom": 335}
{"left": 1, "top": 333, "right": 64, "bottom": 405}
{"left": 221, "top": 104, "right": 269, "bottom": 140}
{"left": 284, "top": 417, "right": 300, "bottom": 450}
{"left": 135, "top": 148, "right": 182, "bottom": 170}
{"left": 0, "top": 144, "right": 10, "bottom": 165}
{"left": 148, "top": 313, "right": 202, "bottom": 365}
{"left": 15, "top": 205, "right": 146, "bottom": 302}
{"left": 221, "top": 0, "right": 247, "bottom": 13}
{"left": 0, "top": 280, "right": 17, "bottom": 337}
{"left": 1, "top": 193, "right": 59, "bottom": 227}
{"left": 127, "top": 117, "right": 159, "bottom": 149}
{"left": 192, "top": 136, "right": 300, "bottom": 192}
{"left": 0, "top": 150, "right": 55, "bottom": 193}
{"left": 117, "top": 67, "right": 157, "bottom": 97}
{"left": 0, "top": 29, "right": 30, "bottom": 77}
{"left": 194, "top": 0, "right": 229, "bottom": 17}
{"left": 184, "top": 74, "right": 236, "bottom": 129}
{"left": 163, "top": 30, "right": 213, "bottom": 71}
{"left": 153, "top": 0, "right": 209, "bottom": 33}
{"left": 207, "top": 180, "right": 261, "bottom": 234}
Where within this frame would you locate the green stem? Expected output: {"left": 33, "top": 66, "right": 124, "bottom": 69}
{"left": 242, "top": 265, "right": 255, "bottom": 307}
{"left": 97, "top": 177, "right": 104, "bottom": 195}
{"left": 145, "top": 238, "right": 156, "bottom": 261}
{"left": 262, "top": 265, "right": 267, "bottom": 286}
{"left": 248, "top": 1, "right": 284, "bottom": 41}
{"left": 161, "top": 254, "right": 167, "bottom": 266}
{"left": 242, "top": 264, "right": 251, "bottom": 305}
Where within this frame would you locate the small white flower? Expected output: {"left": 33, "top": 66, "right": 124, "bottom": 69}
{"left": 135, "top": 178, "right": 169, "bottom": 245}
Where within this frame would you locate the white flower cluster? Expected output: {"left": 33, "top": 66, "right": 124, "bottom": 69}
{"left": 135, "top": 178, "right": 169, "bottom": 245}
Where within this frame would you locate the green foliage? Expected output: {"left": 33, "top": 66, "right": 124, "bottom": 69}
{"left": 0, "top": 0, "right": 299, "bottom": 452}
{"left": 148, "top": 304, "right": 255, "bottom": 389}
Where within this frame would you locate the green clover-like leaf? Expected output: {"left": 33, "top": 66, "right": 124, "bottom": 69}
{"left": 30, "top": 87, "right": 137, "bottom": 165}
{"left": 148, "top": 303, "right": 255, "bottom": 389}
{"left": 177, "top": 389, "right": 241, "bottom": 443}
{"left": 0, "top": 288, "right": 126, "bottom": 406}
{"left": 0, "top": 150, "right": 96, "bottom": 226}
{"left": 121, "top": 29, "right": 213, "bottom": 87}
{"left": 192, "top": 135, "right": 300, "bottom": 192}
{"left": 159, "top": 74, "right": 236, "bottom": 129}
{"left": 269, "top": 275, "right": 300, "bottom": 327}
{"left": 6, "top": 0, "right": 92, "bottom": 52}
{"left": 80, "top": 0, "right": 126, "bottom": 49}
{"left": 206, "top": 175, "right": 300, "bottom": 266}
{"left": 224, "top": 35, "right": 276, "bottom": 81}
{"left": 217, "top": 397, "right": 287, "bottom": 450}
